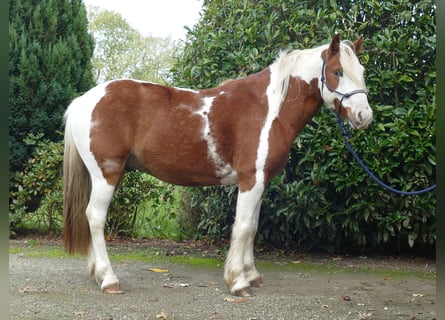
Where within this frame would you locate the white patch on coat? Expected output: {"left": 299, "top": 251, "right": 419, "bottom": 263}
{"left": 102, "top": 159, "right": 121, "bottom": 174}
{"left": 195, "top": 96, "right": 238, "bottom": 185}
{"left": 64, "top": 81, "right": 111, "bottom": 183}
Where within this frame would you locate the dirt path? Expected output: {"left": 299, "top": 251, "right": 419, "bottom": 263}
{"left": 9, "top": 238, "right": 436, "bottom": 320}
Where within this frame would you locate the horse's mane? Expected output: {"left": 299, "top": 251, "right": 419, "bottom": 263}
{"left": 338, "top": 42, "right": 367, "bottom": 91}
{"left": 266, "top": 49, "right": 301, "bottom": 114}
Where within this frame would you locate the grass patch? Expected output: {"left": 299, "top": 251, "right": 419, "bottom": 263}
{"left": 8, "top": 243, "right": 224, "bottom": 270}
{"left": 106, "top": 245, "right": 224, "bottom": 269}
{"left": 111, "top": 253, "right": 224, "bottom": 270}
{"left": 9, "top": 242, "right": 435, "bottom": 281}
{"left": 256, "top": 259, "right": 436, "bottom": 281}
{"left": 9, "top": 244, "right": 69, "bottom": 259}
{"left": 165, "top": 255, "right": 224, "bottom": 269}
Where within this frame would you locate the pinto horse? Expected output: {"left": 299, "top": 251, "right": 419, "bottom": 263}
{"left": 63, "top": 34, "right": 372, "bottom": 297}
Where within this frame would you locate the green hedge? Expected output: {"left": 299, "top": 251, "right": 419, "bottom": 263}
{"left": 172, "top": 0, "right": 436, "bottom": 253}
{"left": 9, "top": 133, "right": 64, "bottom": 234}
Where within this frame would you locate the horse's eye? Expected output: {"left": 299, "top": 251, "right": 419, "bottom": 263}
{"left": 334, "top": 70, "right": 343, "bottom": 77}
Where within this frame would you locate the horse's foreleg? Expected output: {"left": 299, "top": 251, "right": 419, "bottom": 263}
{"left": 224, "top": 184, "right": 263, "bottom": 297}
{"left": 86, "top": 179, "right": 122, "bottom": 294}
{"left": 243, "top": 203, "right": 263, "bottom": 288}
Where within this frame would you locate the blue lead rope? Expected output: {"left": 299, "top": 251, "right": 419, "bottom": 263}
{"left": 335, "top": 113, "right": 436, "bottom": 196}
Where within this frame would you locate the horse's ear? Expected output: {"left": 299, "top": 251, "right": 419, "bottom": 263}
{"left": 328, "top": 34, "right": 342, "bottom": 56}
{"left": 351, "top": 36, "right": 364, "bottom": 53}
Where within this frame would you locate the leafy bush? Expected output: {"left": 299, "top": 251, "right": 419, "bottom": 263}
{"left": 178, "top": 186, "right": 237, "bottom": 242}
{"left": 107, "top": 171, "right": 177, "bottom": 238}
{"left": 258, "top": 104, "right": 435, "bottom": 253}
{"left": 173, "top": 0, "right": 436, "bottom": 253}
{"left": 134, "top": 187, "right": 183, "bottom": 240}
{"left": 10, "top": 133, "right": 64, "bottom": 234}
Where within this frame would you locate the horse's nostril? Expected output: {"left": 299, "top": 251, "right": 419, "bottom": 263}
{"left": 358, "top": 111, "right": 363, "bottom": 122}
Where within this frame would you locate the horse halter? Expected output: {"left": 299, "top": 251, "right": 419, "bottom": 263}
{"left": 320, "top": 55, "right": 368, "bottom": 116}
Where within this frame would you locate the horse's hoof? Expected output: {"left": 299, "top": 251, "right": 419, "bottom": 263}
{"left": 250, "top": 277, "right": 264, "bottom": 287}
{"left": 103, "top": 283, "right": 124, "bottom": 294}
{"left": 235, "top": 287, "right": 254, "bottom": 297}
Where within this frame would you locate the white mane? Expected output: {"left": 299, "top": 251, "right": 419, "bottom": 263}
{"left": 266, "top": 50, "right": 301, "bottom": 114}
{"left": 338, "top": 42, "right": 367, "bottom": 90}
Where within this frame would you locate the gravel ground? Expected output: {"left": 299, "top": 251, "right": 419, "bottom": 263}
{"left": 9, "top": 239, "right": 436, "bottom": 320}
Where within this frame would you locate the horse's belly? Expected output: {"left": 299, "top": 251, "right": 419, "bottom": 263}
{"left": 155, "top": 168, "right": 237, "bottom": 187}
{"left": 144, "top": 164, "right": 238, "bottom": 187}
{"left": 129, "top": 147, "right": 238, "bottom": 187}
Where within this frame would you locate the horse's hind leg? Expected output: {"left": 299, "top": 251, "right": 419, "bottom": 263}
{"left": 87, "top": 175, "right": 122, "bottom": 293}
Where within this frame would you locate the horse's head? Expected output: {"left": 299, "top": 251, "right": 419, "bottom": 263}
{"left": 320, "top": 34, "right": 373, "bottom": 130}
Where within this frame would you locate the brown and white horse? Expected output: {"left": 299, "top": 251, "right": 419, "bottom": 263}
{"left": 63, "top": 34, "right": 372, "bottom": 297}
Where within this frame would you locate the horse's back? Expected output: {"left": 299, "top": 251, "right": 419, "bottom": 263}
{"left": 67, "top": 80, "right": 239, "bottom": 186}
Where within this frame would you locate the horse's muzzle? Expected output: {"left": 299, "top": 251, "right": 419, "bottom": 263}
{"left": 350, "top": 107, "right": 373, "bottom": 130}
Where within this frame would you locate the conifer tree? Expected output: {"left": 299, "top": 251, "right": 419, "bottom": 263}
{"left": 9, "top": 0, "right": 95, "bottom": 175}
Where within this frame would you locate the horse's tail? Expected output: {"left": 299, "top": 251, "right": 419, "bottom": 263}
{"left": 63, "top": 108, "right": 91, "bottom": 256}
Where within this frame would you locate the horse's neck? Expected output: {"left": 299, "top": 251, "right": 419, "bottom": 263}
{"left": 278, "top": 76, "right": 323, "bottom": 142}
